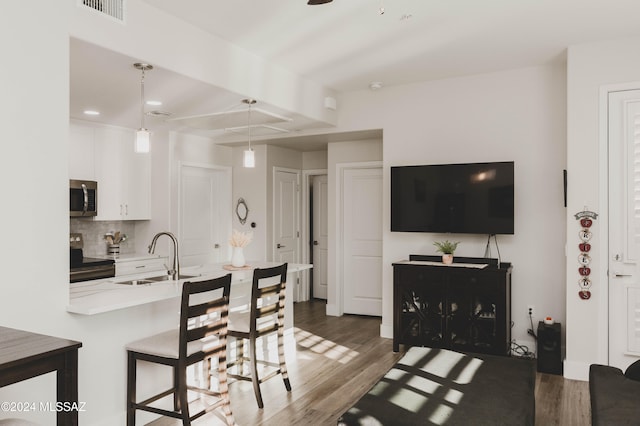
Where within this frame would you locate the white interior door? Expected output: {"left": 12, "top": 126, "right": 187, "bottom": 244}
{"left": 179, "top": 165, "right": 231, "bottom": 266}
{"left": 312, "top": 175, "right": 328, "bottom": 299}
{"left": 608, "top": 89, "right": 640, "bottom": 370}
{"left": 273, "top": 168, "right": 300, "bottom": 265}
{"left": 342, "top": 166, "right": 383, "bottom": 316}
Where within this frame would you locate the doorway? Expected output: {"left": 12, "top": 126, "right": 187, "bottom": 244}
{"left": 608, "top": 89, "right": 640, "bottom": 370}
{"left": 338, "top": 162, "right": 383, "bottom": 316}
{"left": 311, "top": 174, "right": 329, "bottom": 299}
{"left": 273, "top": 167, "right": 301, "bottom": 299}
{"left": 301, "top": 169, "right": 328, "bottom": 302}
{"left": 179, "top": 164, "right": 231, "bottom": 266}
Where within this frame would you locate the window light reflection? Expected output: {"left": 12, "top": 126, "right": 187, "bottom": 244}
{"left": 294, "top": 328, "right": 359, "bottom": 364}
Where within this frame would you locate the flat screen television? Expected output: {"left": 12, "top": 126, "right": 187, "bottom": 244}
{"left": 391, "top": 161, "right": 514, "bottom": 234}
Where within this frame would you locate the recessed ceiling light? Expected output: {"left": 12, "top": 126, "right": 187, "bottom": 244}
{"left": 146, "top": 100, "right": 162, "bottom": 106}
{"left": 83, "top": 110, "right": 100, "bottom": 116}
{"left": 369, "top": 81, "right": 383, "bottom": 91}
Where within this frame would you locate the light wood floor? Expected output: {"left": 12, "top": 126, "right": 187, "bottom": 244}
{"left": 147, "top": 300, "right": 591, "bottom": 425}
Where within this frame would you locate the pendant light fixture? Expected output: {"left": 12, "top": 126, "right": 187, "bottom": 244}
{"left": 243, "top": 98, "right": 256, "bottom": 168}
{"left": 133, "top": 63, "right": 153, "bottom": 153}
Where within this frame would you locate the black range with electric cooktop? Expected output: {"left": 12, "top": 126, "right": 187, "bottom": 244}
{"left": 69, "top": 233, "right": 114, "bottom": 283}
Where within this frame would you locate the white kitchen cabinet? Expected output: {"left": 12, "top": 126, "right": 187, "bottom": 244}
{"left": 114, "top": 255, "right": 167, "bottom": 277}
{"left": 94, "top": 127, "right": 151, "bottom": 221}
{"left": 69, "top": 123, "right": 96, "bottom": 180}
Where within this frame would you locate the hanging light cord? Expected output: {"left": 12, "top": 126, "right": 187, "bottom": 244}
{"left": 140, "top": 68, "right": 146, "bottom": 130}
{"left": 247, "top": 101, "right": 252, "bottom": 151}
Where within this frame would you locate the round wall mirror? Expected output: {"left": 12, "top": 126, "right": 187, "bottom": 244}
{"left": 236, "top": 198, "right": 249, "bottom": 225}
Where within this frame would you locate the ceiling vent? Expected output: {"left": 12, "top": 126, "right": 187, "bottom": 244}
{"left": 79, "top": 0, "right": 124, "bottom": 22}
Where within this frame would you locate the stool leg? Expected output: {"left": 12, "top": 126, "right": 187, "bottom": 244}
{"left": 217, "top": 349, "right": 235, "bottom": 425}
{"left": 236, "top": 337, "right": 245, "bottom": 375}
{"left": 173, "top": 364, "right": 180, "bottom": 412}
{"left": 126, "top": 352, "right": 136, "bottom": 426}
{"left": 178, "top": 365, "right": 191, "bottom": 425}
{"left": 249, "top": 337, "right": 264, "bottom": 409}
{"left": 277, "top": 325, "right": 291, "bottom": 391}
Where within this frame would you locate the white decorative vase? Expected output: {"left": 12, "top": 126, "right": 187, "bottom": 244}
{"left": 231, "top": 247, "right": 246, "bottom": 267}
{"left": 442, "top": 254, "right": 453, "bottom": 265}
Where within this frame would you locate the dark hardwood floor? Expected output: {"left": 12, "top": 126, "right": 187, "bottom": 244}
{"left": 147, "top": 300, "right": 590, "bottom": 425}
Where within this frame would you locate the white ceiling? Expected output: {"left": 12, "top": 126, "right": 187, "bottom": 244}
{"left": 71, "top": 0, "right": 640, "bottom": 150}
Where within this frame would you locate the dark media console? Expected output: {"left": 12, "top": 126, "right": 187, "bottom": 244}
{"left": 393, "top": 255, "right": 512, "bottom": 355}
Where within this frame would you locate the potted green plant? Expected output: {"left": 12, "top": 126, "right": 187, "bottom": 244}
{"left": 433, "top": 240, "right": 459, "bottom": 264}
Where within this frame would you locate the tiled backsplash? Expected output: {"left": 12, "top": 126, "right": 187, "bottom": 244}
{"left": 70, "top": 219, "right": 136, "bottom": 257}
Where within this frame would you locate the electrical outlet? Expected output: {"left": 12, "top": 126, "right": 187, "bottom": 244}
{"left": 527, "top": 305, "right": 535, "bottom": 318}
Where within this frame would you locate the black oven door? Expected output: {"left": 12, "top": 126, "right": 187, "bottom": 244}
{"left": 70, "top": 180, "right": 97, "bottom": 217}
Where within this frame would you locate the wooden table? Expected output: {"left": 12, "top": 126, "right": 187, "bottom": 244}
{"left": 0, "top": 326, "right": 82, "bottom": 425}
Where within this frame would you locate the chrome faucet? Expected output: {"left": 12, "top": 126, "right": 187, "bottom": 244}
{"left": 148, "top": 232, "right": 180, "bottom": 280}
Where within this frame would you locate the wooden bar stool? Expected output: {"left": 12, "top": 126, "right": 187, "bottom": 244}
{"left": 226, "top": 263, "right": 291, "bottom": 408}
{"left": 126, "top": 274, "right": 235, "bottom": 425}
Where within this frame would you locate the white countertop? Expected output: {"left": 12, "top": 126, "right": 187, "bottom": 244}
{"left": 67, "top": 262, "right": 312, "bottom": 316}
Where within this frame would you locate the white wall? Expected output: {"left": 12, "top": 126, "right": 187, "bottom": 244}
{"left": 303, "top": 150, "right": 329, "bottom": 170}
{"left": 564, "top": 35, "right": 640, "bottom": 379}
{"left": 0, "top": 1, "right": 70, "bottom": 424}
{"left": 337, "top": 65, "right": 567, "bottom": 348}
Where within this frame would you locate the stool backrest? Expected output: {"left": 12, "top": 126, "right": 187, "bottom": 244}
{"left": 250, "top": 263, "right": 288, "bottom": 336}
{"left": 179, "top": 274, "right": 232, "bottom": 362}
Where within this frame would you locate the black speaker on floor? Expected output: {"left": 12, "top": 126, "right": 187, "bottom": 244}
{"left": 537, "top": 321, "right": 562, "bottom": 375}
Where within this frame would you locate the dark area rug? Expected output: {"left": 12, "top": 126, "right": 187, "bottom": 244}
{"left": 338, "top": 347, "right": 535, "bottom": 426}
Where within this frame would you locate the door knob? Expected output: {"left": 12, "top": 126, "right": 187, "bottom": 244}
{"left": 313, "top": 241, "right": 319, "bottom": 246}
{"left": 277, "top": 243, "right": 286, "bottom": 249}
{"left": 214, "top": 244, "right": 220, "bottom": 249}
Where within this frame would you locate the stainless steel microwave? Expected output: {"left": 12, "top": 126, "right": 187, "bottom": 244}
{"left": 70, "top": 179, "right": 97, "bottom": 217}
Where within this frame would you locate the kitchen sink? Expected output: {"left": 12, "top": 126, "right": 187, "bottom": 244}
{"left": 116, "top": 279, "right": 156, "bottom": 286}
{"left": 115, "top": 274, "right": 199, "bottom": 285}
{"left": 145, "top": 274, "right": 199, "bottom": 282}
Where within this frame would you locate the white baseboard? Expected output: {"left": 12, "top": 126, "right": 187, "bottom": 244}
{"left": 325, "top": 303, "right": 340, "bottom": 317}
{"left": 380, "top": 323, "right": 393, "bottom": 339}
{"left": 563, "top": 359, "right": 590, "bottom": 381}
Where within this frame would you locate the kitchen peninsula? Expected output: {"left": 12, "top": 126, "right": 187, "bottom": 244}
{"left": 68, "top": 262, "right": 312, "bottom": 327}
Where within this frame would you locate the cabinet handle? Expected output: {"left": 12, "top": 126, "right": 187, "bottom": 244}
{"left": 277, "top": 243, "right": 286, "bottom": 249}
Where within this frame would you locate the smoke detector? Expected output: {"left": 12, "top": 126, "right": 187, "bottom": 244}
{"left": 369, "top": 81, "right": 383, "bottom": 91}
